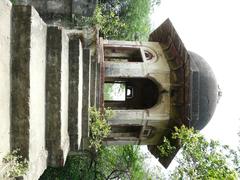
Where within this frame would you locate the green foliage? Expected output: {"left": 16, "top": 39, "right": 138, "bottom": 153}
{"left": 74, "top": 0, "right": 160, "bottom": 40}
{"left": 10, "top": 0, "right": 16, "bottom": 4}
{"left": 157, "top": 137, "right": 176, "bottom": 157}
{"left": 93, "top": 5, "right": 127, "bottom": 40}
{"left": 89, "top": 107, "right": 113, "bottom": 150}
{"left": 98, "top": 145, "right": 149, "bottom": 180}
{"left": 159, "top": 125, "right": 239, "bottom": 179}
{"left": 2, "top": 149, "right": 28, "bottom": 178}
{"left": 98, "top": 0, "right": 152, "bottom": 40}
{"left": 40, "top": 145, "right": 149, "bottom": 180}
{"left": 40, "top": 151, "right": 94, "bottom": 180}
{"left": 103, "top": 83, "right": 112, "bottom": 100}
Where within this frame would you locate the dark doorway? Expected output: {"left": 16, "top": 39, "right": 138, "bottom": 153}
{"left": 104, "top": 78, "right": 159, "bottom": 109}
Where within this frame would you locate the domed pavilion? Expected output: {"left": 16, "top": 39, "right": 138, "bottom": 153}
{"left": 98, "top": 19, "right": 219, "bottom": 167}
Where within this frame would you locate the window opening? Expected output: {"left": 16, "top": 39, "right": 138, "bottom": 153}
{"left": 144, "top": 50, "right": 154, "bottom": 60}
{"left": 104, "top": 47, "right": 143, "bottom": 62}
{"left": 142, "top": 129, "right": 152, "bottom": 137}
{"left": 110, "top": 125, "right": 142, "bottom": 138}
{"left": 126, "top": 86, "right": 134, "bottom": 99}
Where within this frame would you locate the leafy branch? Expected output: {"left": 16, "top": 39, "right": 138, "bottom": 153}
{"left": 158, "top": 125, "right": 239, "bottom": 179}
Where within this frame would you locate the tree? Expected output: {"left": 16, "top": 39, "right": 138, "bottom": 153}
{"left": 40, "top": 145, "right": 150, "bottom": 180}
{"left": 97, "top": 145, "right": 150, "bottom": 180}
{"left": 159, "top": 126, "right": 240, "bottom": 179}
{"left": 98, "top": 0, "right": 160, "bottom": 40}
{"left": 75, "top": 0, "right": 160, "bottom": 40}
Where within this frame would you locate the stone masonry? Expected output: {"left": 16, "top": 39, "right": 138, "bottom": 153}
{"left": 0, "top": 0, "right": 98, "bottom": 179}
{"left": 0, "top": 0, "right": 11, "bottom": 171}
{"left": 15, "top": 0, "right": 97, "bottom": 24}
{"left": 68, "top": 35, "right": 83, "bottom": 152}
{"left": 11, "top": 5, "right": 48, "bottom": 179}
{"left": 45, "top": 26, "right": 70, "bottom": 167}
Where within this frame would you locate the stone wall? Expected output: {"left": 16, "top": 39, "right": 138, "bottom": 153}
{"left": 0, "top": 0, "right": 96, "bottom": 178}
{"left": 68, "top": 36, "right": 83, "bottom": 151}
{"left": 28, "top": 0, "right": 71, "bottom": 15}
{"left": 10, "top": 5, "right": 48, "bottom": 179}
{"left": 45, "top": 26, "right": 70, "bottom": 167}
{"left": 72, "top": 0, "right": 97, "bottom": 17}
{"left": 0, "top": 0, "right": 11, "bottom": 169}
{"left": 16, "top": 0, "right": 97, "bottom": 24}
{"left": 103, "top": 40, "right": 171, "bottom": 146}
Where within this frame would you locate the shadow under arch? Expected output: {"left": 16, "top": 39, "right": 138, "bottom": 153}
{"left": 104, "top": 77, "right": 161, "bottom": 110}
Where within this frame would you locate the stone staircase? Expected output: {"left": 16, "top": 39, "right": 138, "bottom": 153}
{"left": 0, "top": 0, "right": 99, "bottom": 179}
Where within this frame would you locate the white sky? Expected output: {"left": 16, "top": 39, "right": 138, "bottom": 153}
{"left": 151, "top": 0, "right": 240, "bottom": 147}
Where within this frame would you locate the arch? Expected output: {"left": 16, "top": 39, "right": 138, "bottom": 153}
{"left": 104, "top": 77, "right": 159, "bottom": 110}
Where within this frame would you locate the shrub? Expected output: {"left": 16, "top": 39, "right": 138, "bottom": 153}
{"left": 2, "top": 149, "right": 28, "bottom": 178}
{"left": 89, "top": 107, "right": 113, "bottom": 150}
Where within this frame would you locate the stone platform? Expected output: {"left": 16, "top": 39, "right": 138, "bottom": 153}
{"left": 0, "top": 0, "right": 98, "bottom": 179}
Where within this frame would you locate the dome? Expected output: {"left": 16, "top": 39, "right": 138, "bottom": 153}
{"left": 189, "top": 51, "right": 219, "bottom": 130}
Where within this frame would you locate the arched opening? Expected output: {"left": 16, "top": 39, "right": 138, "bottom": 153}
{"left": 104, "top": 78, "right": 159, "bottom": 109}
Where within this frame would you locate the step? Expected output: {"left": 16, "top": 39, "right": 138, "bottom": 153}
{"left": 68, "top": 33, "right": 83, "bottom": 152}
{"left": 45, "top": 26, "right": 70, "bottom": 167}
{"left": 80, "top": 49, "right": 91, "bottom": 149}
{"left": 0, "top": 0, "right": 11, "bottom": 172}
{"left": 10, "top": 4, "right": 48, "bottom": 179}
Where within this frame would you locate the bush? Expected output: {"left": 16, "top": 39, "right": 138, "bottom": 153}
{"left": 89, "top": 107, "right": 113, "bottom": 151}
{"left": 2, "top": 149, "right": 28, "bottom": 178}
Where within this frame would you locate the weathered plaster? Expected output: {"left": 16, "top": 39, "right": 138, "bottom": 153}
{"left": 103, "top": 40, "right": 171, "bottom": 146}
{"left": 0, "top": 0, "right": 11, "bottom": 168}
{"left": 28, "top": 6, "right": 48, "bottom": 180}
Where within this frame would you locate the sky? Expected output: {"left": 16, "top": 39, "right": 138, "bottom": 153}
{"left": 151, "top": 0, "right": 240, "bottom": 148}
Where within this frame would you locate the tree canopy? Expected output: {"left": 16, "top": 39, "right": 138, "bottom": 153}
{"left": 40, "top": 145, "right": 150, "bottom": 180}
{"left": 75, "top": 0, "right": 160, "bottom": 41}
{"left": 158, "top": 126, "right": 240, "bottom": 179}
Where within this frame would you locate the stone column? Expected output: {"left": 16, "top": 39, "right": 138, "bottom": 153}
{"left": 68, "top": 36, "right": 83, "bottom": 152}
{"left": 46, "top": 26, "right": 69, "bottom": 167}
{"left": 80, "top": 49, "right": 91, "bottom": 149}
{"left": 10, "top": 5, "right": 48, "bottom": 179}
